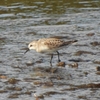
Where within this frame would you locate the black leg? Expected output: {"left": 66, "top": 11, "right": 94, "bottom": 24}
{"left": 56, "top": 51, "right": 61, "bottom": 62}
{"left": 50, "top": 54, "right": 53, "bottom": 66}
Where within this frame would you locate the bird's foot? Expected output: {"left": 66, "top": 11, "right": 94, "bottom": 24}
{"left": 58, "top": 59, "right": 61, "bottom": 62}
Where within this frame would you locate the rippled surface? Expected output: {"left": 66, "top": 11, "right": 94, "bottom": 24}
{"left": 0, "top": 0, "right": 100, "bottom": 19}
{"left": 0, "top": 0, "right": 100, "bottom": 100}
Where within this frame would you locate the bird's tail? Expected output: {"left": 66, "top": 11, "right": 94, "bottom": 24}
{"left": 64, "top": 40, "right": 78, "bottom": 45}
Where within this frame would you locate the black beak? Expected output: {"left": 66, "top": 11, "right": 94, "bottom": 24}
{"left": 24, "top": 48, "right": 30, "bottom": 54}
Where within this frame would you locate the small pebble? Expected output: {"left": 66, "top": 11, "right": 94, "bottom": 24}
{"left": 36, "top": 59, "right": 43, "bottom": 63}
{"left": 8, "top": 78, "right": 18, "bottom": 84}
{"left": 0, "top": 90, "right": 7, "bottom": 93}
{"left": 90, "top": 41, "right": 100, "bottom": 46}
{"left": 34, "top": 94, "right": 44, "bottom": 99}
{"left": 50, "top": 68, "right": 57, "bottom": 73}
{"left": 84, "top": 72, "right": 88, "bottom": 76}
{"left": 68, "top": 63, "right": 78, "bottom": 68}
{"left": 57, "top": 62, "right": 65, "bottom": 67}
{"left": 44, "top": 81, "right": 53, "bottom": 87}
{"left": 96, "top": 66, "right": 100, "bottom": 71}
{"left": 8, "top": 94, "right": 18, "bottom": 98}
{"left": 93, "top": 61, "right": 100, "bottom": 64}
{"left": 34, "top": 81, "right": 42, "bottom": 85}
{"left": 26, "top": 61, "right": 34, "bottom": 66}
{"left": 0, "top": 75, "right": 7, "bottom": 79}
{"left": 86, "top": 33, "right": 94, "bottom": 36}
{"left": 25, "top": 91, "right": 31, "bottom": 95}
{"left": 96, "top": 72, "right": 100, "bottom": 75}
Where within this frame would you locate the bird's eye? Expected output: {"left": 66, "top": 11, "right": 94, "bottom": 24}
{"left": 30, "top": 45, "right": 33, "bottom": 47}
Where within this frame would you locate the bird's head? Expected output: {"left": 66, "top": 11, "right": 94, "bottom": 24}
{"left": 24, "top": 41, "right": 37, "bottom": 54}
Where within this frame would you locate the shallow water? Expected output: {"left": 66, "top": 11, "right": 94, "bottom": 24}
{"left": 0, "top": 0, "right": 100, "bottom": 100}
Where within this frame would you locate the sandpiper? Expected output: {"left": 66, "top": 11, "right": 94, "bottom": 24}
{"left": 25, "top": 37, "right": 77, "bottom": 66}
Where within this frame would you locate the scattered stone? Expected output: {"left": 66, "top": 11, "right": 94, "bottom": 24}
{"left": 68, "top": 63, "right": 78, "bottom": 68}
{"left": 69, "top": 58, "right": 90, "bottom": 62}
{"left": 48, "top": 75, "right": 64, "bottom": 80}
{"left": 50, "top": 68, "right": 57, "bottom": 73}
{"left": 34, "top": 94, "right": 44, "bottom": 99}
{"left": 24, "top": 78, "right": 38, "bottom": 82}
{"left": 43, "top": 91, "right": 62, "bottom": 95}
{"left": 86, "top": 33, "right": 94, "bottom": 36}
{"left": 87, "top": 83, "right": 100, "bottom": 88}
{"left": 24, "top": 91, "right": 31, "bottom": 95}
{"left": 62, "top": 83, "right": 100, "bottom": 91}
{"left": 0, "top": 75, "right": 7, "bottom": 79}
{"left": 34, "top": 94, "right": 39, "bottom": 100}
{"left": 74, "top": 50, "right": 94, "bottom": 56}
{"left": 8, "top": 78, "right": 19, "bottom": 84}
{"left": 34, "top": 72, "right": 45, "bottom": 77}
{"left": 26, "top": 61, "right": 34, "bottom": 66}
{"left": 96, "top": 72, "right": 100, "bottom": 75}
{"left": 78, "top": 96, "right": 87, "bottom": 99}
{"left": 34, "top": 81, "right": 53, "bottom": 87}
{"left": 6, "top": 86, "right": 22, "bottom": 91}
{"left": 11, "top": 64, "right": 20, "bottom": 68}
{"left": 90, "top": 41, "right": 100, "bottom": 46}
{"left": 62, "top": 87, "right": 76, "bottom": 91}
{"left": 0, "top": 90, "right": 7, "bottom": 93}
{"left": 83, "top": 72, "right": 88, "bottom": 76}
{"left": 8, "top": 94, "right": 19, "bottom": 98}
{"left": 33, "top": 67, "right": 42, "bottom": 71}
{"left": 44, "top": 81, "right": 53, "bottom": 87}
{"left": 0, "top": 37, "right": 6, "bottom": 43}
{"left": 36, "top": 60, "right": 42, "bottom": 63}
{"left": 34, "top": 81, "right": 42, "bottom": 85}
{"left": 37, "top": 95, "right": 44, "bottom": 99}
{"left": 93, "top": 61, "right": 100, "bottom": 64}
{"left": 0, "top": 61, "right": 3, "bottom": 63}
{"left": 57, "top": 62, "right": 65, "bottom": 67}
{"left": 96, "top": 66, "right": 100, "bottom": 71}
{"left": 77, "top": 83, "right": 100, "bottom": 88}
{"left": 57, "top": 76, "right": 64, "bottom": 80}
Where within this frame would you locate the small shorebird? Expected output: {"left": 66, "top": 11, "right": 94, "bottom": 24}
{"left": 25, "top": 37, "right": 77, "bottom": 66}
